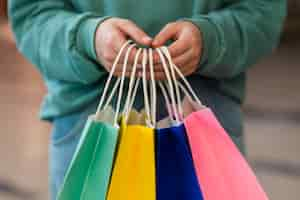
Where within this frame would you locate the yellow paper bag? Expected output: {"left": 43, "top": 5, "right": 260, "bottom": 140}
{"left": 107, "top": 117, "right": 156, "bottom": 200}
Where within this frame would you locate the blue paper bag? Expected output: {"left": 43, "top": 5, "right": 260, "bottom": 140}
{"left": 155, "top": 123, "right": 204, "bottom": 200}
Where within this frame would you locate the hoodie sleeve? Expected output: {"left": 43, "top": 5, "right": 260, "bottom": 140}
{"left": 9, "top": 0, "right": 111, "bottom": 84}
{"left": 183, "top": 0, "right": 286, "bottom": 78}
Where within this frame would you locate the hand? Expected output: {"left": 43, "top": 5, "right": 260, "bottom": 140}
{"left": 150, "top": 21, "right": 203, "bottom": 80}
{"left": 95, "top": 18, "right": 152, "bottom": 77}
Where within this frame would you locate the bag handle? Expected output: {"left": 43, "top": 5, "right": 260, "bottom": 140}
{"left": 123, "top": 48, "right": 143, "bottom": 122}
{"left": 102, "top": 78, "right": 121, "bottom": 110}
{"left": 177, "top": 82, "right": 201, "bottom": 107}
{"left": 126, "top": 78, "right": 141, "bottom": 119}
{"left": 113, "top": 43, "right": 137, "bottom": 126}
{"left": 142, "top": 49, "right": 155, "bottom": 127}
{"left": 155, "top": 48, "right": 181, "bottom": 123}
{"left": 148, "top": 48, "right": 157, "bottom": 127}
{"left": 158, "top": 81, "right": 174, "bottom": 121}
{"left": 160, "top": 46, "right": 203, "bottom": 108}
{"left": 158, "top": 47, "right": 184, "bottom": 120}
{"left": 95, "top": 40, "right": 132, "bottom": 120}
{"left": 124, "top": 48, "right": 157, "bottom": 127}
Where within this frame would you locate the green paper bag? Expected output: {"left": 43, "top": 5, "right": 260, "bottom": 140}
{"left": 57, "top": 112, "right": 119, "bottom": 200}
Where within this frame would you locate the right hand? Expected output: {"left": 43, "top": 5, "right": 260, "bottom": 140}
{"left": 95, "top": 18, "right": 152, "bottom": 76}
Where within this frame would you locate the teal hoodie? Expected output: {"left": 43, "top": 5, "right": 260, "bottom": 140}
{"left": 8, "top": 0, "right": 286, "bottom": 120}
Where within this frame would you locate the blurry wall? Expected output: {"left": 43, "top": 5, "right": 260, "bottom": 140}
{"left": 284, "top": 0, "right": 300, "bottom": 37}
{"left": 0, "top": 0, "right": 7, "bottom": 17}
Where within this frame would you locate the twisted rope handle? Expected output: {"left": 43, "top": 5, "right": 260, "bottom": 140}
{"left": 123, "top": 48, "right": 142, "bottom": 122}
{"left": 95, "top": 40, "right": 132, "bottom": 120}
{"left": 148, "top": 48, "right": 157, "bottom": 127}
{"left": 155, "top": 48, "right": 181, "bottom": 123}
{"left": 161, "top": 46, "right": 203, "bottom": 108}
{"left": 113, "top": 44, "right": 137, "bottom": 125}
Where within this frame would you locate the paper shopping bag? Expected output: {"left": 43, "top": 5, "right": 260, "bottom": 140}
{"left": 107, "top": 117, "right": 156, "bottom": 200}
{"left": 184, "top": 108, "right": 269, "bottom": 200}
{"left": 155, "top": 124, "right": 204, "bottom": 200}
{"left": 57, "top": 112, "right": 118, "bottom": 200}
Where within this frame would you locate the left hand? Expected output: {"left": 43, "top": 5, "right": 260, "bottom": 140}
{"left": 150, "top": 21, "right": 203, "bottom": 80}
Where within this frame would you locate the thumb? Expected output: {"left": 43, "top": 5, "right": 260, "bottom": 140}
{"left": 152, "top": 22, "right": 179, "bottom": 47}
{"left": 117, "top": 19, "right": 152, "bottom": 46}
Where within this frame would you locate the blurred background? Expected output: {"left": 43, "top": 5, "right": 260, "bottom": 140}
{"left": 0, "top": 1, "right": 300, "bottom": 199}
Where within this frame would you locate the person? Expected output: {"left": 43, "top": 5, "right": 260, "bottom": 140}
{"left": 9, "top": 0, "right": 286, "bottom": 199}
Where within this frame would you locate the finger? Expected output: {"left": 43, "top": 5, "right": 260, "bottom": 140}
{"left": 152, "top": 72, "right": 168, "bottom": 80}
{"left": 141, "top": 61, "right": 198, "bottom": 81}
{"left": 105, "top": 60, "right": 147, "bottom": 76}
{"left": 152, "top": 39, "right": 189, "bottom": 65}
{"left": 117, "top": 19, "right": 152, "bottom": 46}
{"left": 106, "top": 62, "right": 144, "bottom": 78}
{"left": 127, "top": 47, "right": 144, "bottom": 65}
{"left": 152, "top": 63, "right": 165, "bottom": 73}
{"left": 116, "top": 45, "right": 138, "bottom": 65}
{"left": 142, "top": 64, "right": 195, "bottom": 81}
{"left": 113, "top": 71, "right": 134, "bottom": 78}
{"left": 115, "top": 64, "right": 137, "bottom": 75}
{"left": 171, "top": 48, "right": 195, "bottom": 68}
{"left": 152, "top": 51, "right": 162, "bottom": 65}
{"left": 182, "top": 66, "right": 197, "bottom": 77}
{"left": 168, "top": 37, "right": 190, "bottom": 57}
{"left": 176, "top": 60, "right": 199, "bottom": 77}
{"left": 137, "top": 70, "right": 167, "bottom": 80}
{"left": 103, "top": 60, "right": 133, "bottom": 74}
{"left": 111, "top": 43, "right": 139, "bottom": 69}
{"left": 134, "top": 65, "right": 165, "bottom": 77}
{"left": 152, "top": 22, "right": 179, "bottom": 47}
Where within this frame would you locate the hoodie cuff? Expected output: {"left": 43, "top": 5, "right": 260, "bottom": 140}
{"left": 181, "top": 16, "right": 225, "bottom": 73}
{"left": 77, "top": 16, "right": 112, "bottom": 61}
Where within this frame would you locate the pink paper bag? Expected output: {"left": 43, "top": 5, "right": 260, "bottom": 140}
{"left": 184, "top": 108, "right": 269, "bottom": 200}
